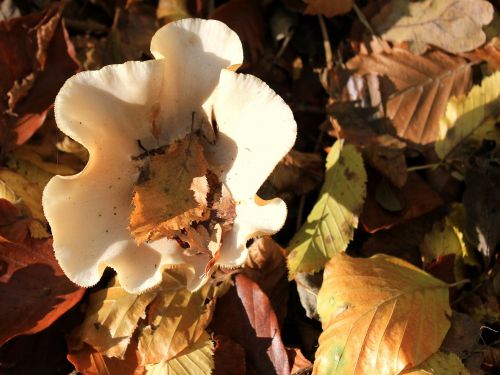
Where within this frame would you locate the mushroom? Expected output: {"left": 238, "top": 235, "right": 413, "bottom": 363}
{"left": 42, "top": 18, "right": 296, "bottom": 293}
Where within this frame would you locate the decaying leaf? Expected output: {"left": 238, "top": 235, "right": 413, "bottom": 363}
{"left": 67, "top": 341, "right": 144, "bottom": 375}
{"left": 129, "top": 135, "right": 209, "bottom": 244}
{"left": 269, "top": 150, "right": 324, "bottom": 194}
{"left": 401, "top": 351, "right": 469, "bottom": 374}
{"left": 315, "top": 253, "right": 452, "bottom": 375}
{"left": 287, "top": 140, "right": 367, "bottom": 278}
{"left": 347, "top": 49, "right": 472, "bottom": 145}
{"left": 210, "top": 274, "right": 290, "bottom": 375}
{"left": 145, "top": 332, "right": 214, "bottom": 375}
{"left": 372, "top": 0, "right": 493, "bottom": 54}
{"left": 0, "top": 237, "right": 84, "bottom": 346}
{"left": 304, "top": 0, "right": 353, "bottom": 18}
{"left": 420, "top": 204, "right": 478, "bottom": 281}
{"left": 435, "top": 71, "right": 500, "bottom": 161}
{"left": 73, "top": 278, "right": 157, "bottom": 358}
{"left": 0, "top": 3, "right": 79, "bottom": 150}
{"left": 138, "top": 269, "right": 221, "bottom": 364}
{"left": 0, "top": 168, "right": 49, "bottom": 238}
{"left": 288, "top": 347, "right": 313, "bottom": 374}
{"left": 213, "top": 334, "right": 246, "bottom": 375}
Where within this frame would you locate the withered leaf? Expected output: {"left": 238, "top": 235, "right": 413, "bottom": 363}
{"left": 0, "top": 237, "right": 84, "bottom": 346}
{"left": 372, "top": 0, "right": 494, "bottom": 54}
{"left": 315, "top": 253, "right": 452, "bottom": 375}
{"left": 347, "top": 49, "right": 472, "bottom": 145}
{"left": 304, "top": 0, "right": 353, "bottom": 18}
{"left": 213, "top": 335, "right": 246, "bottom": 375}
{"left": 129, "top": 135, "right": 209, "bottom": 244}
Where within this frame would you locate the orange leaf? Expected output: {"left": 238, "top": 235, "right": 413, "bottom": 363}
{"left": 315, "top": 253, "right": 452, "bottom": 375}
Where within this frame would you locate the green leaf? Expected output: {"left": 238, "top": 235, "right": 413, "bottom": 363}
{"left": 435, "top": 71, "right": 500, "bottom": 160}
{"left": 287, "top": 140, "right": 366, "bottom": 278}
{"left": 145, "top": 332, "right": 214, "bottom": 375}
{"left": 315, "top": 253, "right": 452, "bottom": 375}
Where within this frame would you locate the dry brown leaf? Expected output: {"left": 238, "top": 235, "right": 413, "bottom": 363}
{"left": 73, "top": 278, "right": 157, "bottom": 359}
{"left": 209, "top": 0, "right": 265, "bottom": 64}
{"left": 129, "top": 135, "right": 209, "bottom": 244}
{"left": 372, "top": 0, "right": 494, "bottom": 54}
{"left": 269, "top": 150, "right": 324, "bottom": 194}
{"left": 213, "top": 334, "right": 246, "bottom": 375}
{"left": 138, "top": 269, "right": 221, "bottom": 364}
{"left": 347, "top": 49, "right": 472, "bottom": 145}
{"left": 463, "top": 37, "right": 500, "bottom": 73}
{"left": 287, "top": 347, "right": 313, "bottom": 374}
{"left": 315, "top": 253, "right": 452, "bottom": 375}
{"left": 157, "top": 0, "right": 191, "bottom": 22}
{"left": 304, "top": 0, "right": 353, "bottom": 18}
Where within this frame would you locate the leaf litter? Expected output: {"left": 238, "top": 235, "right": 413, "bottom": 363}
{"left": 2, "top": 1, "right": 500, "bottom": 374}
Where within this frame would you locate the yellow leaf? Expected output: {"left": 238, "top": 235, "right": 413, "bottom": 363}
{"left": 304, "top": 0, "right": 353, "bottom": 18}
{"left": 436, "top": 71, "right": 500, "bottom": 160}
{"left": 401, "top": 351, "right": 469, "bottom": 374}
{"left": 314, "top": 253, "right": 452, "bottom": 375}
{"left": 138, "top": 269, "right": 220, "bottom": 364}
{"left": 0, "top": 168, "right": 49, "bottom": 238}
{"left": 373, "top": 0, "right": 493, "bottom": 54}
{"left": 74, "top": 278, "right": 157, "bottom": 358}
{"left": 421, "top": 204, "right": 479, "bottom": 281}
{"left": 157, "top": 0, "right": 191, "bottom": 22}
{"left": 287, "top": 140, "right": 366, "bottom": 278}
{"left": 145, "top": 332, "right": 214, "bottom": 375}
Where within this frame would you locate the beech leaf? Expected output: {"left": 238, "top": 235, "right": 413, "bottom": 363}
{"left": 287, "top": 140, "right": 367, "bottom": 278}
{"left": 73, "top": 278, "right": 157, "bottom": 358}
{"left": 372, "top": 0, "right": 494, "bottom": 54}
{"left": 145, "top": 332, "right": 214, "bottom": 375}
{"left": 315, "top": 253, "right": 452, "bottom": 375}
{"left": 347, "top": 49, "right": 472, "bottom": 145}
{"left": 138, "top": 269, "right": 222, "bottom": 364}
{"left": 401, "top": 351, "right": 469, "bottom": 374}
{"left": 435, "top": 71, "right": 500, "bottom": 161}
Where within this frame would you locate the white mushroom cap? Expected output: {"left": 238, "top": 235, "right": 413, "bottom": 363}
{"left": 42, "top": 19, "right": 296, "bottom": 293}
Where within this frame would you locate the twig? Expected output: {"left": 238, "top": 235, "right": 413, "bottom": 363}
{"left": 406, "top": 162, "right": 443, "bottom": 172}
{"left": 352, "top": 2, "right": 375, "bottom": 35}
{"left": 317, "top": 15, "right": 333, "bottom": 70}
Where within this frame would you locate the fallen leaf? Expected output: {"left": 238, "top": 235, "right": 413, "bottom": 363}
{"left": 287, "top": 140, "right": 367, "bottom": 278}
{"left": 145, "top": 332, "right": 214, "bottom": 375}
{"left": 0, "top": 3, "right": 79, "bottom": 150}
{"left": 441, "top": 312, "right": 482, "bottom": 360}
{"left": 304, "top": 0, "right": 353, "bottom": 18}
{"left": 210, "top": 0, "right": 265, "bottom": 64}
{"left": 138, "top": 269, "right": 220, "bottom": 364}
{"left": 243, "top": 236, "right": 289, "bottom": 325}
{"left": 287, "top": 347, "right": 313, "bottom": 374}
{"left": 372, "top": 0, "right": 494, "bottom": 54}
{"left": 401, "top": 351, "right": 469, "bottom": 374}
{"left": 0, "top": 0, "right": 20, "bottom": 21}
{"left": 67, "top": 341, "right": 144, "bottom": 375}
{"left": 73, "top": 278, "right": 157, "bottom": 358}
{"left": 157, "top": 0, "right": 191, "bottom": 22}
{"left": 129, "top": 135, "right": 209, "bottom": 244}
{"left": 0, "top": 199, "right": 31, "bottom": 244}
{"left": 213, "top": 335, "right": 246, "bottom": 375}
{"left": 0, "top": 237, "right": 84, "bottom": 346}
{"left": 435, "top": 71, "right": 500, "bottom": 162}
{"left": 0, "top": 167, "right": 49, "bottom": 238}
{"left": 421, "top": 204, "right": 478, "bottom": 281}
{"left": 315, "top": 253, "right": 452, "bottom": 375}
{"left": 360, "top": 172, "right": 443, "bottom": 233}
{"left": 210, "top": 274, "right": 290, "bottom": 375}
{"left": 347, "top": 49, "right": 472, "bottom": 145}
{"left": 294, "top": 271, "right": 322, "bottom": 320}
{"left": 463, "top": 37, "right": 500, "bottom": 73}
{"left": 269, "top": 150, "right": 324, "bottom": 194}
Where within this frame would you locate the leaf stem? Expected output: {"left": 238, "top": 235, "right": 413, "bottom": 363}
{"left": 407, "top": 162, "right": 442, "bottom": 172}
{"left": 448, "top": 279, "right": 470, "bottom": 288}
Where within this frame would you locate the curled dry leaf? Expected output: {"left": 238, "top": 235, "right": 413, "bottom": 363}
{"left": 287, "top": 140, "right": 367, "bottom": 278}
{"left": 315, "top": 253, "right": 452, "bottom": 375}
{"left": 288, "top": 347, "right": 313, "bottom": 374}
{"left": 347, "top": 49, "right": 472, "bottom": 145}
{"left": 304, "top": 0, "right": 353, "bottom": 18}
{"left": 0, "top": 3, "right": 79, "bottom": 150}
{"left": 0, "top": 237, "right": 84, "bottom": 346}
{"left": 372, "top": 0, "right": 494, "bottom": 54}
